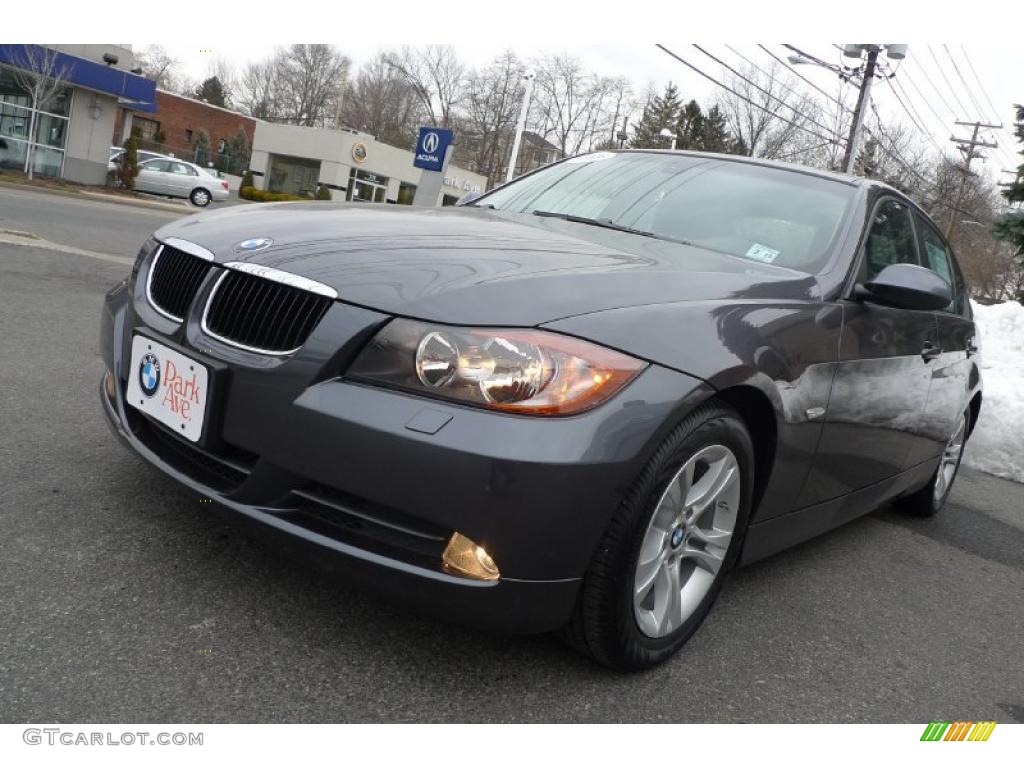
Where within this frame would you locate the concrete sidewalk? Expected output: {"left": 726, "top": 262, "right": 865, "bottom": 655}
{"left": 0, "top": 178, "right": 194, "bottom": 213}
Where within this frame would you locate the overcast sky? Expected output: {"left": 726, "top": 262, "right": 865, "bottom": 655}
{"left": 159, "top": 42, "right": 1021, "bottom": 182}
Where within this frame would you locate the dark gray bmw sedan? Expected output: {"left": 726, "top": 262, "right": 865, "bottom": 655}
{"left": 100, "top": 150, "right": 981, "bottom": 670}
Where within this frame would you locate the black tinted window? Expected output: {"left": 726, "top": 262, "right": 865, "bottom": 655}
{"left": 477, "top": 152, "right": 855, "bottom": 273}
{"left": 915, "top": 214, "right": 963, "bottom": 314}
{"left": 862, "top": 199, "right": 918, "bottom": 282}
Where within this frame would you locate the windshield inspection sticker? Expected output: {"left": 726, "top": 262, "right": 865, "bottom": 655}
{"left": 564, "top": 151, "right": 616, "bottom": 164}
{"left": 746, "top": 243, "right": 781, "bottom": 263}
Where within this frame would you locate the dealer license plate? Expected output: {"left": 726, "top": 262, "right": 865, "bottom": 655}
{"left": 126, "top": 335, "right": 209, "bottom": 442}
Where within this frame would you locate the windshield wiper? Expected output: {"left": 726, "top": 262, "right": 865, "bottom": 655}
{"left": 532, "top": 210, "right": 657, "bottom": 238}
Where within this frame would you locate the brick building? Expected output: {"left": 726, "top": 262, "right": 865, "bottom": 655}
{"left": 113, "top": 89, "right": 256, "bottom": 174}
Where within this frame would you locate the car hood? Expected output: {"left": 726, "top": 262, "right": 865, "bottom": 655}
{"left": 156, "top": 203, "right": 820, "bottom": 326}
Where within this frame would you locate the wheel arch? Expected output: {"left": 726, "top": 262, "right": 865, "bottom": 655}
{"left": 714, "top": 383, "right": 779, "bottom": 514}
{"left": 967, "top": 389, "right": 982, "bottom": 439}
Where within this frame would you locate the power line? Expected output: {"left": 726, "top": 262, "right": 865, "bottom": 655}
{"left": 906, "top": 54, "right": 959, "bottom": 120}
{"left": 959, "top": 45, "right": 1002, "bottom": 122}
{"left": 691, "top": 44, "right": 844, "bottom": 143}
{"left": 880, "top": 66, "right": 945, "bottom": 154}
{"left": 654, "top": 44, "right": 846, "bottom": 148}
{"left": 723, "top": 44, "right": 843, "bottom": 125}
{"left": 927, "top": 44, "right": 969, "bottom": 118}
{"left": 899, "top": 66, "right": 950, "bottom": 128}
{"left": 943, "top": 44, "right": 993, "bottom": 124}
{"left": 756, "top": 44, "right": 851, "bottom": 114}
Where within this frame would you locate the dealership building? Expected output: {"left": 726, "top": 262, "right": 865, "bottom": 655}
{"left": 249, "top": 122, "right": 487, "bottom": 206}
{"left": 0, "top": 44, "right": 155, "bottom": 185}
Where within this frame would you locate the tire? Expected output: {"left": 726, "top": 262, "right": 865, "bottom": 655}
{"left": 897, "top": 409, "right": 969, "bottom": 517}
{"left": 190, "top": 188, "right": 212, "bottom": 207}
{"left": 561, "top": 401, "right": 755, "bottom": 671}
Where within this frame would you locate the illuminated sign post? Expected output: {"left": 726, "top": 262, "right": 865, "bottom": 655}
{"left": 412, "top": 126, "right": 455, "bottom": 206}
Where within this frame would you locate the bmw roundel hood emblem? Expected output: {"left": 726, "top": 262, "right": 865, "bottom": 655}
{"left": 139, "top": 352, "right": 161, "bottom": 398}
{"left": 236, "top": 237, "right": 274, "bottom": 252}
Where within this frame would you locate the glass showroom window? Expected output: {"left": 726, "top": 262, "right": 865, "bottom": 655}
{"left": 0, "top": 66, "right": 71, "bottom": 177}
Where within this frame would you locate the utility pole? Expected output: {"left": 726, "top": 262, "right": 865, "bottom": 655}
{"left": 945, "top": 120, "right": 1001, "bottom": 240}
{"left": 505, "top": 72, "right": 535, "bottom": 184}
{"left": 841, "top": 47, "right": 880, "bottom": 173}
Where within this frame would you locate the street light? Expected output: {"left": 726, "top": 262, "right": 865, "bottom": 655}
{"left": 788, "top": 44, "right": 909, "bottom": 174}
{"left": 505, "top": 71, "right": 535, "bottom": 184}
{"left": 659, "top": 127, "right": 677, "bottom": 151}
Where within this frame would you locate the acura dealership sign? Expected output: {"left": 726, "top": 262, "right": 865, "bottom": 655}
{"left": 413, "top": 127, "right": 454, "bottom": 172}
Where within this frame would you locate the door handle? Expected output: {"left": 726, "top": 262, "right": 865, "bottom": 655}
{"left": 921, "top": 342, "right": 942, "bottom": 362}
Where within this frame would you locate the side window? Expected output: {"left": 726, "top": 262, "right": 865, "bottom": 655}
{"left": 140, "top": 159, "right": 170, "bottom": 173}
{"left": 861, "top": 198, "right": 919, "bottom": 282}
{"left": 914, "top": 214, "right": 962, "bottom": 314}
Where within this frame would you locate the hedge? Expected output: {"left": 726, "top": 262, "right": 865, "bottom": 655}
{"left": 239, "top": 186, "right": 304, "bottom": 202}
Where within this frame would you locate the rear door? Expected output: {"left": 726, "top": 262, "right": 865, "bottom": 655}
{"left": 135, "top": 159, "right": 171, "bottom": 195}
{"left": 166, "top": 161, "right": 199, "bottom": 198}
{"left": 906, "top": 213, "right": 976, "bottom": 463}
{"left": 797, "top": 196, "right": 938, "bottom": 506}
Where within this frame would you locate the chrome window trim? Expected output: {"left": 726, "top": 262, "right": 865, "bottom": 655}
{"left": 200, "top": 268, "right": 332, "bottom": 357}
{"left": 223, "top": 261, "right": 338, "bottom": 299}
{"left": 161, "top": 237, "right": 216, "bottom": 262}
{"left": 144, "top": 244, "right": 186, "bottom": 323}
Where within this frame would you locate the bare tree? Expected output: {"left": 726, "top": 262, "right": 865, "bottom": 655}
{"left": 134, "top": 45, "right": 179, "bottom": 90}
{"left": 341, "top": 53, "right": 424, "bottom": 147}
{"left": 237, "top": 59, "right": 279, "bottom": 120}
{"left": 238, "top": 46, "right": 349, "bottom": 127}
{"left": 530, "top": 54, "right": 610, "bottom": 157}
{"left": 456, "top": 51, "right": 526, "bottom": 186}
{"left": 276, "top": 44, "right": 350, "bottom": 127}
{"left": 8, "top": 45, "right": 72, "bottom": 180}
{"left": 384, "top": 45, "right": 465, "bottom": 129}
{"left": 718, "top": 61, "right": 830, "bottom": 160}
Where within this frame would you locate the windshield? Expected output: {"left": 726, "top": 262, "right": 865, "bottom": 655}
{"left": 476, "top": 152, "right": 856, "bottom": 273}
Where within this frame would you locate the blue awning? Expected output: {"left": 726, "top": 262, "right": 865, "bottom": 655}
{"left": 0, "top": 44, "right": 157, "bottom": 112}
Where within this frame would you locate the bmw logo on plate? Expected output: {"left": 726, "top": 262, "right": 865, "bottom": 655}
{"left": 236, "top": 237, "right": 274, "bottom": 252}
{"left": 139, "top": 352, "right": 161, "bottom": 398}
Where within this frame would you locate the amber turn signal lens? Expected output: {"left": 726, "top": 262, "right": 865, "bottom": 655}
{"left": 442, "top": 532, "right": 500, "bottom": 581}
{"left": 104, "top": 370, "right": 117, "bottom": 401}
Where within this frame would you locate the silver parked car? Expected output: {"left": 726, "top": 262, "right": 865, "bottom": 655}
{"left": 134, "top": 157, "right": 230, "bottom": 207}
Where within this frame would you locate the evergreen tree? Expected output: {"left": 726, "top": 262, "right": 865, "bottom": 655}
{"left": 675, "top": 99, "right": 704, "bottom": 150}
{"left": 632, "top": 83, "right": 682, "bottom": 149}
{"left": 193, "top": 129, "right": 211, "bottom": 167}
{"left": 993, "top": 104, "right": 1024, "bottom": 301}
{"left": 853, "top": 137, "right": 881, "bottom": 178}
{"left": 195, "top": 77, "right": 228, "bottom": 107}
{"left": 696, "top": 104, "right": 732, "bottom": 153}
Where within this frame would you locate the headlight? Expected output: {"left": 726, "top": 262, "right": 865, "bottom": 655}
{"left": 348, "top": 319, "right": 646, "bottom": 415}
{"left": 131, "top": 236, "right": 159, "bottom": 281}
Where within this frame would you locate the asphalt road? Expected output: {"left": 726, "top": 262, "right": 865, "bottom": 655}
{"left": 1, "top": 190, "right": 1022, "bottom": 723}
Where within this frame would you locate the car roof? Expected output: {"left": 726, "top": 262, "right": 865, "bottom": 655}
{"left": 612, "top": 148, "right": 866, "bottom": 188}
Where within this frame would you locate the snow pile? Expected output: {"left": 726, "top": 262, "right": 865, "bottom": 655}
{"left": 962, "top": 299, "right": 1024, "bottom": 483}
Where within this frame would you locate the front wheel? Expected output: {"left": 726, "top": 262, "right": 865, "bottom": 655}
{"left": 190, "top": 187, "right": 212, "bottom": 207}
{"left": 561, "top": 402, "right": 754, "bottom": 671}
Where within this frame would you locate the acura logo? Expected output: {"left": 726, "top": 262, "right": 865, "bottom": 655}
{"left": 422, "top": 132, "right": 439, "bottom": 154}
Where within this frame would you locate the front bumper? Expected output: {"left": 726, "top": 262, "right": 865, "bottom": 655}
{"left": 100, "top": 275, "right": 711, "bottom": 633}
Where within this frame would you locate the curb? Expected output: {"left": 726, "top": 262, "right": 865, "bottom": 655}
{"left": 0, "top": 180, "right": 192, "bottom": 213}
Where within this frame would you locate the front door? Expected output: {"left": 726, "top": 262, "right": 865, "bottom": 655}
{"left": 135, "top": 159, "right": 171, "bottom": 195}
{"left": 906, "top": 213, "right": 975, "bottom": 464}
{"left": 797, "top": 197, "right": 938, "bottom": 506}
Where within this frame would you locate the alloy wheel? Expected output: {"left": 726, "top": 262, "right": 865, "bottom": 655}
{"left": 633, "top": 444, "right": 741, "bottom": 639}
{"left": 933, "top": 414, "right": 966, "bottom": 505}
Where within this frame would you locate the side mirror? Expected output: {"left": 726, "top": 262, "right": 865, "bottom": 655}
{"left": 456, "top": 190, "right": 483, "bottom": 206}
{"left": 855, "top": 263, "right": 952, "bottom": 311}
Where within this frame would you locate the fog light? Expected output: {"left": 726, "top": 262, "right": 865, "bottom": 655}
{"left": 442, "top": 532, "right": 499, "bottom": 581}
{"left": 104, "top": 370, "right": 117, "bottom": 401}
